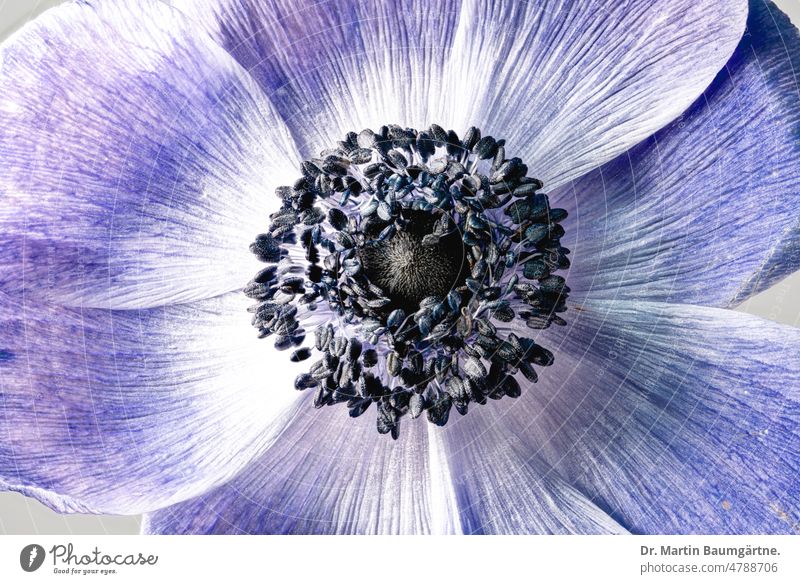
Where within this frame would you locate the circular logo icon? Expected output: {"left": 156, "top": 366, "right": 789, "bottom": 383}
{"left": 20, "top": 544, "right": 46, "bottom": 572}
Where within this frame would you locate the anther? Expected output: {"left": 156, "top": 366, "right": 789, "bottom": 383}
{"left": 247, "top": 124, "right": 571, "bottom": 437}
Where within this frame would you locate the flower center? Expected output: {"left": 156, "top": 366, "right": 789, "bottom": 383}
{"left": 247, "top": 124, "right": 570, "bottom": 438}
{"left": 358, "top": 209, "right": 469, "bottom": 313}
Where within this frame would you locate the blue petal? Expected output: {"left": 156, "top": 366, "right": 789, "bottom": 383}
{"left": 557, "top": 0, "right": 800, "bottom": 307}
{"left": 433, "top": 420, "right": 628, "bottom": 534}
{"left": 496, "top": 300, "right": 800, "bottom": 534}
{"left": 443, "top": 0, "right": 747, "bottom": 188}
{"left": 176, "top": 0, "right": 746, "bottom": 184}
{"left": 0, "top": 291, "right": 306, "bottom": 514}
{"left": 142, "top": 404, "right": 461, "bottom": 534}
{"left": 174, "top": 0, "right": 464, "bottom": 157}
{"left": 0, "top": 0, "right": 300, "bottom": 309}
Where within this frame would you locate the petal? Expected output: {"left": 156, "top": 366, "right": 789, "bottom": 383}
{"left": 433, "top": 418, "right": 629, "bottom": 534}
{"left": 142, "top": 402, "right": 462, "bottom": 534}
{"left": 173, "top": 0, "right": 463, "bottom": 156}
{"left": 0, "top": 291, "right": 307, "bottom": 514}
{"left": 497, "top": 300, "right": 800, "bottom": 534}
{"left": 176, "top": 0, "right": 745, "bottom": 176}
{"left": 556, "top": 0, "right": 800, "bottom": 307}
{"left": 0, "top": 0, "right": 300, "bottom": 309}
{"left": 441, "top": 0, "right": 747, "bottom": 186}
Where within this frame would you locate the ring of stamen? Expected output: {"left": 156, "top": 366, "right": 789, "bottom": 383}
{"left": 247, "top": 124, "right": 571, "bottom": 438}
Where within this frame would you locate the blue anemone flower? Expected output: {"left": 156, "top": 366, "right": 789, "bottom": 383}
{"left": 0, "top": 0, "right": 798, "bottom": 535}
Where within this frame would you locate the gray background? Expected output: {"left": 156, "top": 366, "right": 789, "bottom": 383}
{"left": 0, "top": 0, "right": 798, "bottom": 535}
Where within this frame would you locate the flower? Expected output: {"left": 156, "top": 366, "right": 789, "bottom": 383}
{"left": 0, "top": 0, "right": 798, "bottom": 535}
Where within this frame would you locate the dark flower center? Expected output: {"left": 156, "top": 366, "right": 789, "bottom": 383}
{"left": 359, "top": 209, "right": 469, "bottom": 313}
{"left": 246, "top": 124, "right": 571, "bottom": 438}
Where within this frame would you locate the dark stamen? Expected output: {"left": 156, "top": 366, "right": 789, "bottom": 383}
{"left": 246, "top": 124, "right": 571, "bottom": 438}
